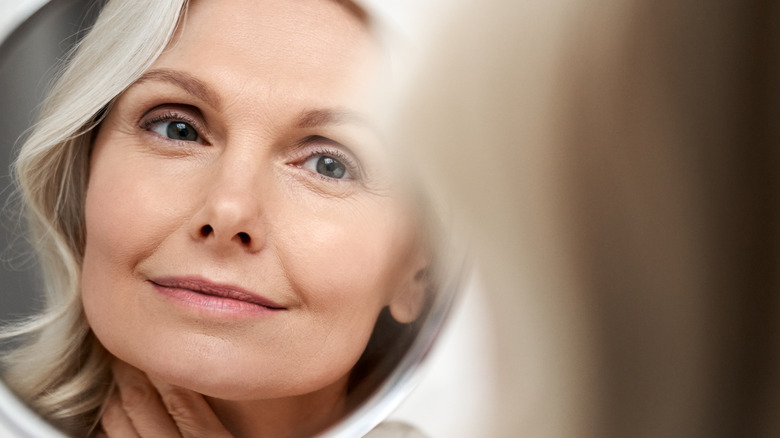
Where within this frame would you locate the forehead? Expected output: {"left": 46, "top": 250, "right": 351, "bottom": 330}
{"left": 144, "top": 0, "right": 379, "bottom": 114}
{"left": 165, "top": 0, "right": 373, "bottom": 71}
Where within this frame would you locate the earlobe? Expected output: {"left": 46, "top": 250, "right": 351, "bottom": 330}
{"left": 389, "top": 267, "right": 428, "bottom": 324}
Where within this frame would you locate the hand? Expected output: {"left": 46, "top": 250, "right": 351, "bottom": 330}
{"left": 99, "top": 360, "right": 234, "bottom": 438}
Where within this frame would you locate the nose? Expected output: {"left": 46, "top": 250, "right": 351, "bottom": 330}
{"left": 189, "top": 162, "right": 266, "bottom": 254}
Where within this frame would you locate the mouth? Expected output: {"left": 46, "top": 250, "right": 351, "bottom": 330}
{"left": 149, "top": 277, "right": 286, "bottom": 312}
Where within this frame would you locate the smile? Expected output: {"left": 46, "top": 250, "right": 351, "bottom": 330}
{"left": 149, "top": 277, "right": 286, "bottom": 315}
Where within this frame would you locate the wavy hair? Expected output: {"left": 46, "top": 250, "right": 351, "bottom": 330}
{"left": 0, "top": 1, "right": 187, "bottom": 435}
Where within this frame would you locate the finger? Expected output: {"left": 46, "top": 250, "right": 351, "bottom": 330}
{"left": 112, "top": 360, "right": 182, "bottom": 438}
{"left": 150, "top": 379, "right": 234, "bottom": 438}
{"left": 100, "top": 389, "right": 141, "bottom": 438}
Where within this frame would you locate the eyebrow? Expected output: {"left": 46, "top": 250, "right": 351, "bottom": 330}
{"left": 296, "top": 108, "right": 369, "bottom": 129}
{"left": 134, "top": 69, "right": 222, "bottom": 109}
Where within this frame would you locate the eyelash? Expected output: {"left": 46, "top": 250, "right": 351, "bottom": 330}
{"left": 298, "top": 145, "right": 362, "bottom": 182}
{"left": 139, "top": 110, "right": 204, "bottom": 142}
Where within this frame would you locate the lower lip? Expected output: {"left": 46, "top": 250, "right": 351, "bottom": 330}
{"left": 151, "top": 283, "right": 282, "bottom": 317}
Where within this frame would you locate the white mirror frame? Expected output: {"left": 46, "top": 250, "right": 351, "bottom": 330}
{"left": 0, "top": 382, "right": 67, "bottom": 438}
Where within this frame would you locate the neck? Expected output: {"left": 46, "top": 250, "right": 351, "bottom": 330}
{"left": 205, "top": 376, "right": 349, "bottom": 438}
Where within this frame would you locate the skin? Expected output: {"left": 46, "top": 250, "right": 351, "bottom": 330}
{"left": 82, "top": 0, "right": 426, "bottom": 436}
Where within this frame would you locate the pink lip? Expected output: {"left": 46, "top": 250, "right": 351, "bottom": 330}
{"left": 149, "top": 277, "right": 286, "bottom": 314}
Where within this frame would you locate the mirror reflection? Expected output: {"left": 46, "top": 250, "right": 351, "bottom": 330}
{"left": 0, "top": 1, "right": 453, "bottom": 437}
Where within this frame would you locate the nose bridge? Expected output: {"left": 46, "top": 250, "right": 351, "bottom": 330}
{"left": 213, "top": 147, "right": 261, "bottom": 201}
{"left": 193, "top": 144, "right": 267, "bottom": 252}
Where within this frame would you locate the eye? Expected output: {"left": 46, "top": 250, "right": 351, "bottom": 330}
{"left": 150, "top": 120, "right": 200, "bottom": 142}
{"left": 301, "top": 154, "right": 351, "bottom": 179}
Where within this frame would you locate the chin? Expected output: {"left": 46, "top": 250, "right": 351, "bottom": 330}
{"left": 113, "top": 342, "right": 352, "bottom": 402}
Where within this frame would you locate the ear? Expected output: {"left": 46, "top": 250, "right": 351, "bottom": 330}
{"left": 388, "top": 264, "right": 429, "bottom": 324}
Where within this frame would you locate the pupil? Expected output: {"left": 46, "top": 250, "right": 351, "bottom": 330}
{"left": 168, "top": 122, "right": 196, "bottom": 141}
{"left": 316, "top": 156, "right": 346, "bottom": 178}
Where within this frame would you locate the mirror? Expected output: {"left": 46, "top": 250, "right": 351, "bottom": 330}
{"left": 0, "top": 1, "right": 463, "bottom": 437}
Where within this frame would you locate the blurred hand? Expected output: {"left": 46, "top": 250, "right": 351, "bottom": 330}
{"left": 99, "top": 360, "right": 233, "bottom": 438}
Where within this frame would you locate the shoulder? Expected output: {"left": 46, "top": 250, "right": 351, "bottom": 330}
{"left": 364, "top": 421, "right": 429, "bottom": 438}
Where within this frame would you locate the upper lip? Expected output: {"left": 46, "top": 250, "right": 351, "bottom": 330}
{"left": 150, "top": 276, "right": 286, "bottom": 310}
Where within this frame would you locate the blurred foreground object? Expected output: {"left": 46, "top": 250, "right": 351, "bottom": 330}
{"left": 393, "top": 0, "right": 779, "bottom": 436}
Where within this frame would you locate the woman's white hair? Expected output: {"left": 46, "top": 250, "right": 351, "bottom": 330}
{"left": 1, "top": 0, "right": 187, "bottom": 434}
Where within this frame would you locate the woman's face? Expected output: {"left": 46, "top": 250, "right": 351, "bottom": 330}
{"left": 82, "top": 0, "right": 424, "bottom": 401}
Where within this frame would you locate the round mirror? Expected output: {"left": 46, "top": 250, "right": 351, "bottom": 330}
{"left": 0, "top": 1, "right": 466, "bottom": 436}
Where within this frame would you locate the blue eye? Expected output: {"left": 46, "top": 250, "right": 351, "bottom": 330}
{"left": 301, "top": 155, "right": 351, "bottom": 179}
{"left": 151, "top": 121, "right": 199, "bottom": 142}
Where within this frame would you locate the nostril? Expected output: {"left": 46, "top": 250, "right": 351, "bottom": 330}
{"left": 237, "top": 232, "right": 251, "bottom": 244}
{"left": 200, "top": 224, "right": 213, "bottom": 237}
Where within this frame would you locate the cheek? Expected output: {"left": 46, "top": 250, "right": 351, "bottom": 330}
{"left": 81, "top": 139, "right": 187, "bottom": 348}
{"left": 278, "top": 201, "right": 414, "bottom": 317}
{"left": 258, "top": 212, "right": 407, "bottom": 393}
{"left": 82, "top": 149, "right": 138, "bottom": 354}
{"left": 83, "top": 135, "right": 193, "bottom": 268}
{"left": 84, "top": 170, "right": 146, "bottom": 265}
